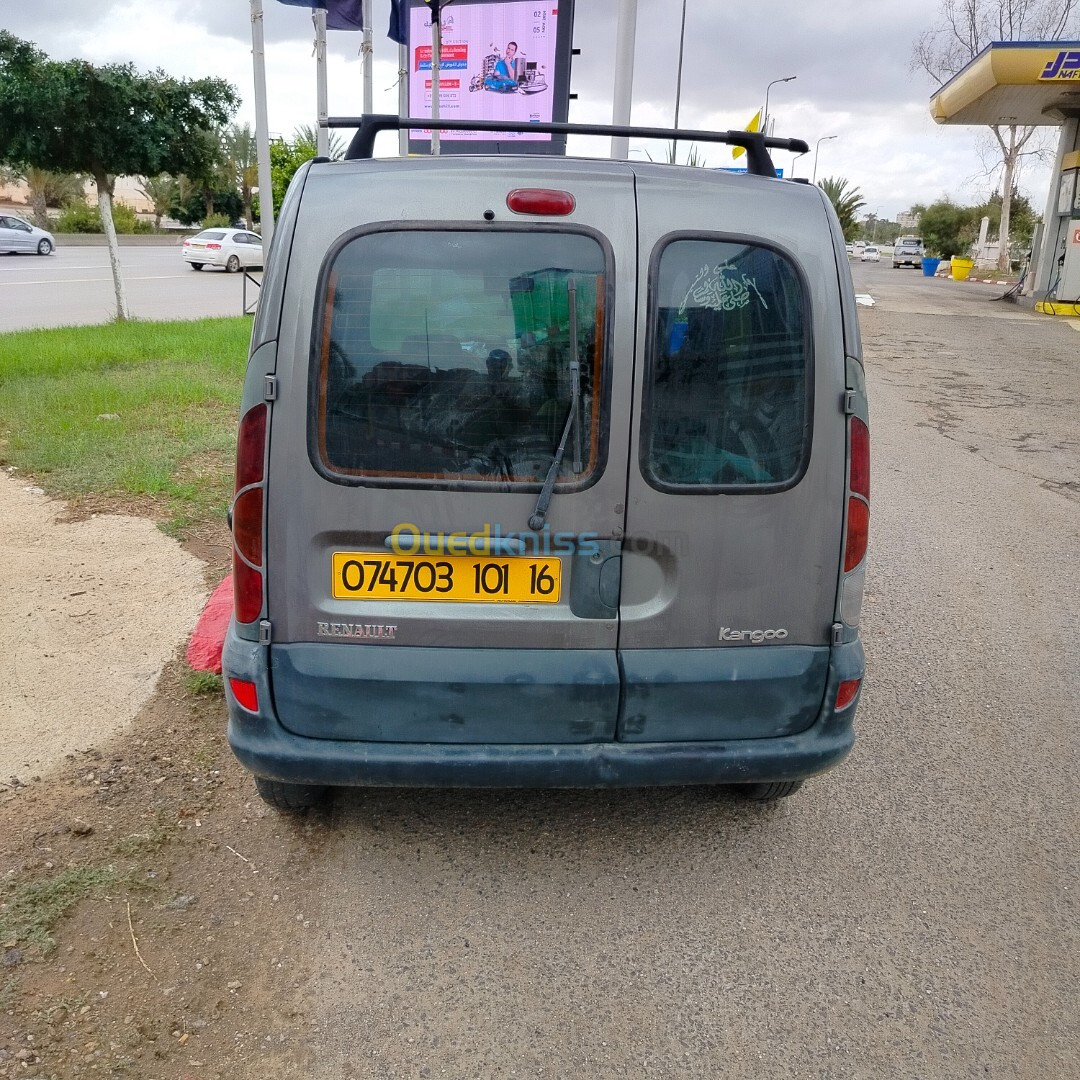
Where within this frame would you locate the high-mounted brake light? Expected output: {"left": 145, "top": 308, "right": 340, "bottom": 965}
{"left": 232, "top": 404, "right": 267, "bottom": 624}
{"left": 506, "top": 188, "right": 576, "bottom": 216}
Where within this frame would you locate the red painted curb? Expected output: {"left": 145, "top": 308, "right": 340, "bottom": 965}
{"left": 186, "top": 574, "right": 233, "bottom": 674}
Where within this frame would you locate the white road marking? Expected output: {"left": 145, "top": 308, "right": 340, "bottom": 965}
{"left": 0, "top": 273, "right": 203, "bottom": 287}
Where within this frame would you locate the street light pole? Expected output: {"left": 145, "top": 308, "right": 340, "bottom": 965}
{"left": 762, "top": 75, "right": 796, "bottom": 136}
{"left": 812, "top": 134, "right": 837, "bottom": 183}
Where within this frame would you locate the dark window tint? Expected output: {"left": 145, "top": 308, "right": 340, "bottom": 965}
{"left": 316, "top": 230, "right": 607, "bottom": 487}
{"left": 644, "top": 238, "right": 811, "bottom": 490}
{"left": 196, "top": 230, "right": 226, "bottom": 241}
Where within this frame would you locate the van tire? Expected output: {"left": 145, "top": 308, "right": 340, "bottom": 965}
{"left": 736, "top": 780, "right": 804, "bottom": 801}
{"left": 254, "top": 776, "right": 330, "bottom": 812}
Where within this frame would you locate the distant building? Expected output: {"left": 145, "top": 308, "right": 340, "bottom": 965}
{"left": 896, "top": 209, "right": 919, "bottom": 231}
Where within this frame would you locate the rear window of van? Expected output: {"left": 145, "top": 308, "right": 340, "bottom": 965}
{"left": 314, "top": 229, "right": 608, "bottom": 488}
{"left": 642, "top": 237, "right": 811, "bottom": 492}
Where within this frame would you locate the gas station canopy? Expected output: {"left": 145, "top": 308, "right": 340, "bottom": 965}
{"left": 930, "top": 40, "right": 1080, "bottom": 127}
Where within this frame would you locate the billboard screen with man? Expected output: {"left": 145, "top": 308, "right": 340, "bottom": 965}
{"left": 406, "top": 0, "right": 575, "bottom": 155}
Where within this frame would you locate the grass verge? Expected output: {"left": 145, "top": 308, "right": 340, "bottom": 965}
{"left": 1, "top": 866, "right": 128, "bottom": 954}
{"left": 0, "top": 317, "right": 250, "bottom": 536}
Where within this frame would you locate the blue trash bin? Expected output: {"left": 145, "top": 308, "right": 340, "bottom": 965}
{"left": 921, "top": 257, "right": 941, "bottom": 277}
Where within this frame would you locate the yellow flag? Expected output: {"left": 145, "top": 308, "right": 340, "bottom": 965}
{"left": 732, "top": 109, "right": 761, "bottom": 159}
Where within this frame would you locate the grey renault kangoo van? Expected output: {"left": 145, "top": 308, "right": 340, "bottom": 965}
{"left": 223, "top": 116, "right": 869, "bottom": 810}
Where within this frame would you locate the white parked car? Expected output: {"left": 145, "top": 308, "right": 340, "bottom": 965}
{"left": 860, "top": 245, "right": 880, "bottom": 262}
{"left": 182, "top": 228, "right": 264, "bottom": 272}
{"left": 0, "top": 213, "right": 55, "bottom": 255}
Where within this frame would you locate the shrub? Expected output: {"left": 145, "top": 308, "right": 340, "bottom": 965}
{"left": 54, "top": 199, "right": 100, "bottom": 233}
{"left": 201, "top": 212, "right": 232, "bottom": 229}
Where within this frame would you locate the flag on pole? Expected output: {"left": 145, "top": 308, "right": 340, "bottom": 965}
{"left": 388, "top": 0, "right": 408, "bottom": 44}
{"left": 731, "top": 109, "right": 761, "bottom": 159}
{"left": 275, "top": 0, "right": 364, "bottom": 31}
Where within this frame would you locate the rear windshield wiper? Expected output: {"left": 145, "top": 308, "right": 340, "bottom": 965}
{"left": 528, "top": 277, "right": 583, "bottom": 531}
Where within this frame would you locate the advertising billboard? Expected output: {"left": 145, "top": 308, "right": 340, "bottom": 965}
{"left": 405, "top": 0, "right": 575, "bottom": 155}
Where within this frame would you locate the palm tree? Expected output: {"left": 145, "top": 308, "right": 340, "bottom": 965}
{"left": 225, "top": 124, "right": 260, "bottom": 230}
{"left": 818, "top": 177, "right": 866, "bottom": 240}
{"left": 139, "top": 174, "right": 178, "bottom": 229}
{"left": 293, "top": 123, "right": 346, "bottom": 161}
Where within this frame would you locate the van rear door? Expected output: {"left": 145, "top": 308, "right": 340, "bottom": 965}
{"left": 616, "top": 169, "right": 846, "bottom": 742}
{"left": 265, "top": 159, "right": 636, "bottom": 745}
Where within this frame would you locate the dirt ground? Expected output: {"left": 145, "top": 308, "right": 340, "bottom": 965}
{"left": 0, "top": 475, "right": 315, "bottom": 1080}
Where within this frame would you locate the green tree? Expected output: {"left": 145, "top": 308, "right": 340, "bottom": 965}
{"left": 818, "top": 177, "right": 866, "bottom": 239}
{"left": 0, "top": 165, "right": 85, "bottom": 227}
{"left": 268, "top": 134, "right": 318, "bottom": 217}
{"left": 971, "top": 189, "right": 1038, "bottom": 257}
{"left": 293, "top": 123, "right": 346, "bottom": 162}
{"left": 138, "top": 174, "right": 178, "bottom": 230}
{"left": 0, "top": 31, "right": 237, "bottom": 320}
{"left": 913, "top": 199, "right": 977, "bottom": 258}
{"left": 913, "top": 0, "right": 1080, "bottom": 271}
{"left": 225, "top": 124, "right": 260, "bottom": 229}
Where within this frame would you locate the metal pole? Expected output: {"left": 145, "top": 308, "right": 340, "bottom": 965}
{"left": 398, "top": 42, "right": 409, "bottom": 157}
{"left": 314, "top": 8, "right": 329, "bottom": 157}
{"left": 610, "top": 0, "right": 638, "bottom": 159}
{"left": 250, "top": 0, "right": 275, "bottom": 253}
{"left": 430, "top": 0, "right": 441, "bottom": 156}
{"left": 362, "top": 0, "right": 373, "bottom": 114}
{"left": 671, "top": 0, "right": 687, "bottom": 161}
{"left": 812, "top": 134, "right": 836, "bottom": 183}
{"left": 763, "top": 75, "right": 796, "bottom": 140}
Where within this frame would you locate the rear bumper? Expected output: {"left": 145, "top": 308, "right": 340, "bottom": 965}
{"left": 224, "top": 627, "right": 863, "bottom": 789}
{"left": 182, "top": 249, "right": 225, "bottom": 266}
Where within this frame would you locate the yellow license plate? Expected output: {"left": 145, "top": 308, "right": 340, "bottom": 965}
{"left": 331, "top": 552, "right": 561, "bottom": 603}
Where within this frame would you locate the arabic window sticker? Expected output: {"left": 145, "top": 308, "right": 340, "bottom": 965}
{"left": 679, "top": 263, "right": 769, "bottom": 315}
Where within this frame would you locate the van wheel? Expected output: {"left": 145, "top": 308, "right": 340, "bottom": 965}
{"left": 254, "top": 776, "right": 330, "bottom": 812}
{"left": 735, "top": 780, "right": 804, "bottom": 801}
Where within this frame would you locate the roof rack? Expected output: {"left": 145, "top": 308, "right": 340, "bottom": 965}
{"left": 329, "top": 115, "right": 809, "bottom": 178}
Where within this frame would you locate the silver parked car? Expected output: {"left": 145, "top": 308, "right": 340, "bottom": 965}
{"left": 223, "top": 115, "right": 869, "bottom": 811}
{"left": 0, "top": 214, "right": 55, "bottom": 255}
{"left": 182, "top": 228, "right": 263, "bottom": 272}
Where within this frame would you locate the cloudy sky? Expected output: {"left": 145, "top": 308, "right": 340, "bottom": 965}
{"left": 3, "top": 0, "right": 1072, "bottom": 220}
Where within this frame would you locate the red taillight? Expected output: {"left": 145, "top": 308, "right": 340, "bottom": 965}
{"left": 207, "top": 243, "right": 222, "bottom": 250}
{"left": 229, "top": 678, "right": 259, "bottom": 712}
{"left": 849, "top": 416, "right": 869, "bottom": 498}
{"left": 232, "top": 404, "right": 266, "bottom": 624}
{"left": 843, "top": 414, "right": 870, "bottom": 573}
{"left": 835, "top": 678, "right": 861, "bottom": 710}
{"left": 236, "top": 404, "right": 266, "bottom": 488}
{"left": 232, "top": 487, "right": 263, "bottom": 564}
{"left": 506, "top": 188, "right": 576, "bottom": 216}
{"left": 844, "top": 497, "right": 869, "bottom": 572}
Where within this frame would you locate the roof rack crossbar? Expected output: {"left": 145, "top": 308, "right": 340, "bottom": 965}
{"left": 333, "top": 114, "right": 809, "bottom": 177}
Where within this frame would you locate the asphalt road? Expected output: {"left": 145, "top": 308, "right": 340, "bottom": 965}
{"left": 0, "top": 245, "right": 258, "bottom": 332}
{"left": 287, "top": 266, "right": 1076, "bottom": 1077}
